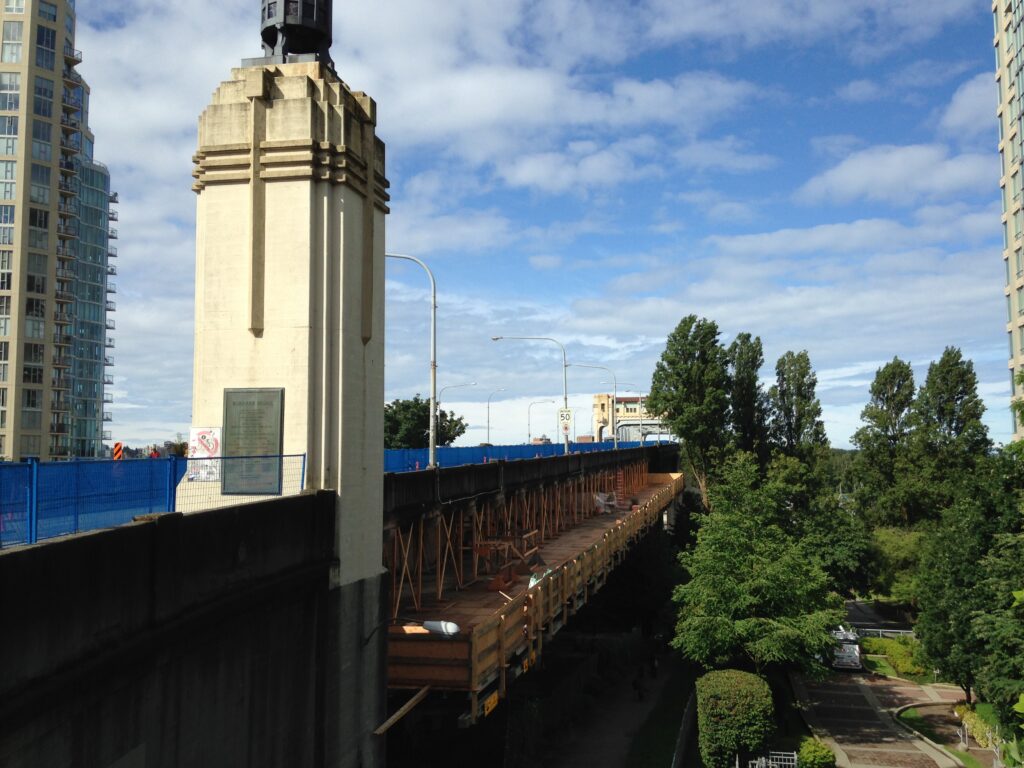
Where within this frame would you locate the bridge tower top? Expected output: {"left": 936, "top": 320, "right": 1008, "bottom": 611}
{"left": 260, "top": 0, "right": 333, "bottom": 64}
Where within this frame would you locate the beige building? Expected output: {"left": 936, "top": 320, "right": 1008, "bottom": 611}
{"left": 0, "top": 0, "right": 115, "bottom": 460}
{"left": 998, "top": 0, "right": 1024, "bottom": 438}
{"left": 591, "top": 393, "right": 660, "bottom": 442}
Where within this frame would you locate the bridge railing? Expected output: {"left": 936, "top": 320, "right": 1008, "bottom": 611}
{"left": 0, "top": 454, "right": 306, "bottom": 548}
{"left": 383, "top": 440, "right": 667, "bottom": 473}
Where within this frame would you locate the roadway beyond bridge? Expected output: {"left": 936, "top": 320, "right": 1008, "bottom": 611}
{"left": 0, "top": 444, "right": 682, "bottom": 767}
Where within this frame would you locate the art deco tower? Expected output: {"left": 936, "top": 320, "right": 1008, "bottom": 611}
{"left": 0, "top": 0, "right": 116, "bottom": 460}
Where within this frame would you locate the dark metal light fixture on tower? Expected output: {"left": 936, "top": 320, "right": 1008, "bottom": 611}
{"left": 260, "top": 0, "right": 333, "bottom": 64}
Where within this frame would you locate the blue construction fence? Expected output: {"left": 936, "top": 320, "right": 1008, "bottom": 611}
{"left": 0, "top": 454, "right": 307, "bottom": 548}
{"left": 383, "top": 440, "right": 667, "bottom": 473}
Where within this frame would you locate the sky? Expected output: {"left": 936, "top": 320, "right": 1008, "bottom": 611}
{"left": 75, "top": 0, "right": 1006, "bottom": 449}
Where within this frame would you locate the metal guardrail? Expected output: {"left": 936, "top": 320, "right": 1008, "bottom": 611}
{"left": 0, "top": 454, "right": 306, "bottom": 548}
{"left": 856, "top": 627, "right": 916, "bottom": 638}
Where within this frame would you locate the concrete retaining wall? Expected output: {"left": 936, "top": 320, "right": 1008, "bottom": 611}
{"left": 0, "top": 491, "right": 340, "bottom": 768}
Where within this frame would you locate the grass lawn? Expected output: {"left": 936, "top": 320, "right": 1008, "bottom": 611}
{"left": 899, "top": 708, "right": 942, "bottom": 743}
{"left": 948, "top": 748, "right": 985, "bottom": 768}
{"left": 865, "top": 655, "right": 899, "bottom": 678}
{"left": 624, "top": 662, "right": 694, "bottom": 768}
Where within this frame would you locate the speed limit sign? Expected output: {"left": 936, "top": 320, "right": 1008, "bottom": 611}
{"left": 558, "top": 408, "right": 573, "bottom": 435}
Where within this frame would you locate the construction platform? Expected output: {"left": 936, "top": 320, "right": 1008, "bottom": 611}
{"left": 385, "top": 472, "right": 684, "bottom": 725}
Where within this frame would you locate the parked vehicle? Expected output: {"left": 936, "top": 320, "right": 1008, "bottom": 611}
{"left": 831, "top": 626, "right": 863, "bottom": 670}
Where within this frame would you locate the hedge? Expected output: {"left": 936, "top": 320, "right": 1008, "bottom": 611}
{"left": 954, "top": 705, "right": 1000, "bottom": 749}
{"left": 696, "top": 670, "right": 775, "bottom": 768}
{"left": 860, "top": 637, "right": 927, "bottom": 677}
{"left": 798, "top": 737, "right": 836, "bottom": 768}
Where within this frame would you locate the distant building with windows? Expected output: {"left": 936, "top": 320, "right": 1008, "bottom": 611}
{"left": 0, "top": 0, "right": 116, "bottom": 460}
{"left": 591, "top": 394, "right": 664, "bottom": 443}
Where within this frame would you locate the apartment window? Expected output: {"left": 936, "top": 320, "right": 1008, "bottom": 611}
{"left": 21, "top": 389, "right": 41, "bottom": 434}
{"left": 0, "top": 115, "right": 16, "bottom": 155}
{"left": 22, "top": 365, "right": 42, "bottom": 384}
{"left": 20, "top": 434, "right": 39, "bottom": 456}
{"left": 28, "top": 207, "right": 47, "bottom": 251}
{"left": 35, "top": 26, "right": 55, "bottom": 70}
{"left": 31, "top": 120, "right": 51, "bottom": 161}
{"left": 0, "top": 388, "right": 5, "bottom": 429}
{"left": 24, "top": 317, "right": 43, "bottom": 338}
{"left": 0, "top": 250, "right": 9, "bottom": 291}
{"left": 4, "top": 0, "right": 24, "bottom": 12}
{"left": 0, "top": 204, "right": 13, "bottom": 246}
{"left": 38, "top": 1, "right": 57, "bottom": 21}
{"left": 26, "top": 252, "right": 45, "bottom": 293}
{"left": 29, "top": 163, "right": 49, "bottom": 204}
{"left": 2, "top": 21, "right": 22, "bottom": 63}
{"left": 32, "top": 76, "right": 53, "bottom": 118}
{"left": 0, "top": 73, "right": 20, "bottom": 111}
{"left": 26, "top": 297, "right": 44, "bottom": 318}
{"left": 0, "top": 296, "right": 8, "bottom": 336}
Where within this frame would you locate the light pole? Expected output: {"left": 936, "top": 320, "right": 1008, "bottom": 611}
{"left": 487, "top": 388, "right": 505, "bottom": 444}
{"left": 492, "top": 336, "right": 570, "bottom": 455}
{"left": 528, "top": 399, "right": 555, "bottom": 444}
{"left": 437, "top": 382, "right": 476, "bottom": 447}
{"left": 386, "top": 253, "right": 437, "bottom": 467}
{"left": 571, "top": 363, "right": 618, "bottom": 450}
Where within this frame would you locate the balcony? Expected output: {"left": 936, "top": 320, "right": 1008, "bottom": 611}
{"left": 105, "top": 300, "right": 116, "bottom": 312}
{"left": 107, "top": 209, "right": 118, "bottom": 221}
{"left": 52, "top": 374, "right": 70, "bottom": 390}
{"left": 102, "top": 430, "right": 112, "bottom": 441}
{"left": 102, "top": 412, "right": 112, "bottom": 422}
{"left": 107, "top": 245, "right": 117, "bottom": 258}
{"left": 49, "top": 445, "right": 70, "bottom": 458}
{"left": 109, "top": 191, "right": 119, "bottom": 204}
{"left": 103, "top": 393, "right": 113, "bottom": 404}
{"left": 59, "top": 113, "right": 80, "bottom": 132}
{"left": 55, "top": 288, "right": 74, "bottom": 304}
{"left": 58, "top": 177, "right": 78, "bottom": 196}
{"left": 56, "top": 244, "right": 77, "bottom": 260}
{"left": 53, "top": 311, "right": 73, "bottom": 325}
{"left": 104, "top": 355, "right": 113, "bottom": 366}
{"left": 58, "top": 201, "right": 78, "bottom": 217}
{"left": 102, "top": 374, "right": 114, "bottom": 385}
{"left": 56, "top": 266, "right": 76, "bottom": 280}
{"left": 63, "top": 45, "right": 82, "bottom": 65}
{"left": 106, "top": 281, "right": 116, "bottom": 293}
{"left": 57, "top": 222, "right": 79, "bottom": 239}
{"left": 61, "top": 92, "right": 83, "bottom": 112}
{"left": 107, "top": 228, "right": 118, "bottom": 239}
{"left": 58, "top": 157, "right": 77, "bottom": 175}
{"left": 106, "top": 264, "right": 116, "bottom": 276}
{"left": 51, "top": 398, "right": 70, "bottom": 413}
{"left": 52, "top": 353, "right": 71, "bottom": 368}
{"left": 104, "top": 337, "right": 114, "bottom": 348}
{"left": 49, "top": 422, "right": 69, "bottom": 435}
{"left": 105, "top": 319, "right": 115, "bottom": 330}
{"left": 53, "top": 331, "right": 72, "bottom": 346}
{"left": 62, "top": 67, "right": 82, "bottom": 86}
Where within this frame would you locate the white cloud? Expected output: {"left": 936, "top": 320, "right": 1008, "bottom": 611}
{"left": 675, "top": 137, "right": 778, "bottom": 173}
{"left": 837, "top": 79, "right": 883, "bottom": 102}
{"left": 797, "top": 144, "right": 996, "bottom": 206}
{"left": 939, "top": 72, "right": 997, "bottom": 143}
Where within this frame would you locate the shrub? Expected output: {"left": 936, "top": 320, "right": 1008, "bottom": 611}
{"left": 798, "top": 737, "right": 836, "bottom": 768}
{"left": 860, "top": 636, "right": 926, "bottom": 677}
{"left": 696, "top": 670, "right": 775, "bottom": 768}
{"left": 955, "top": 705, "right": 1000, "bottom": 750}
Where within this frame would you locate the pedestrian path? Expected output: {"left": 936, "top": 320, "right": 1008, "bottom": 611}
{"left": 793, "top": 672, "right": 962, "bottom": 768}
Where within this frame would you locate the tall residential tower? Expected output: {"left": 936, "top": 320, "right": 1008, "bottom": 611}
{"left": 0, "top": 0, "right": 116, "bottom": 460}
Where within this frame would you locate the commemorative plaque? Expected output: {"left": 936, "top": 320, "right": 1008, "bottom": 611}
{"left": 222, "top": 388, "right": 284, "bottom": 495}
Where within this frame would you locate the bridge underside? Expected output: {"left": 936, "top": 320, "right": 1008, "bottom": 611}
{"left": 381, "top": 451, "right": 683, "bottom": 725}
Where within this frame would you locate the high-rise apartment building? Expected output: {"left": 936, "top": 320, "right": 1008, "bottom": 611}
{"left": 0, "top": 0, "right": 115, "bottom": 460}
{"left": 997, "top": 0, "right": 1024, "bottom": 439}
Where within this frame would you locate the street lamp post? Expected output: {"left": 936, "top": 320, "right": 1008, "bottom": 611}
{"left": 487, "top": 388, "right": 505, "bottom": 444}
{"left": 571, "top": 363, "right": 618, "bottom": 450}
{"left": 528, "top": 399, "right": 555, "bottom": 444}
{"left": 492, "top": 336, "right": 570, "bottom": 455}
{"left": 386, "top": 253, "right": 437, "bottom": 467}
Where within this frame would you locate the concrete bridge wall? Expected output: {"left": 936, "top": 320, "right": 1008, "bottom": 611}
{"left": 0, "top": 491, "right": 341, "bottom": 768}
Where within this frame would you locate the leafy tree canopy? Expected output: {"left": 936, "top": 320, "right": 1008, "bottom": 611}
{"left": 768, "top": 350, "right": 828, "bottom": 459}
{"left": 383, "top": 394, "right": 467, "bottom": 449}
{"left": 728, "top": 333, "right": 770, "bottom": 468}
{"left": 647, "top": 315, "right": 732, "bottom": 507}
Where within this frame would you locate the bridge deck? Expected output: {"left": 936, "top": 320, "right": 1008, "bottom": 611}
{"left": 386, "top": 472, "right": 684, "bottom": 724}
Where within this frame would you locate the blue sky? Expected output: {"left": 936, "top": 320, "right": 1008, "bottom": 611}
{"left": 75, "top": 0, "right": 1006, "bottom": 448}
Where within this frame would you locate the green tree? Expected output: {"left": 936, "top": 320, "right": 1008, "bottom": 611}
{"left": 974, "top": 530, "right": 1024, "bottom": 726}
{"left": 383, "top": 394, "right": 467, "bottom": 449}
{"left": 672, "top": 453, "right": 842, "bottom": 673}
{"left": 696, "top": 670, "right": 775, "bottom": 768}
{"left": 647, "top": 315, "right": 732, "bottom": 507}
{"left": 728, "top": 332, "right": 770, "bottom": 468}
{"left": 869, "top": 527, "right": 924, "bottom": 603}
{"left": 768, "top": 350, "right": 827, "bottom": 459}
{"left": 852, "top": 358, "right": 917, "bottom": 526}
{"left": 916, "top": 498, "right": 993, "bottom": 702}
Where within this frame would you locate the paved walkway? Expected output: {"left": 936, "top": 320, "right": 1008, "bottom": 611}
{"left": 794, "top": 672, "right": 963, "bottom": 768}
